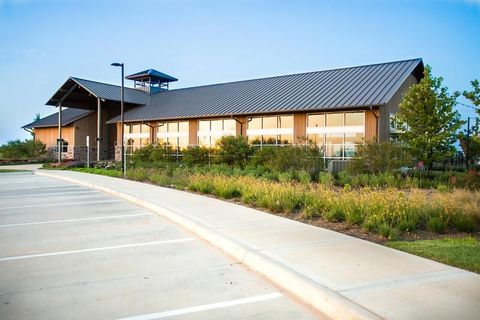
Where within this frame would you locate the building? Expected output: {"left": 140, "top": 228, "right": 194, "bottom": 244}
{"left": 23, "top": 58, "right": 424, "bottom": 161}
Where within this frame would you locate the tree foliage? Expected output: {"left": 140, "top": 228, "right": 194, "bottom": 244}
{"left": 347, "top": 141, "right": 410, "bottom": 174}
{"left": 463, "top": 79, "right": 480, "bottom": 110}
{"left": 395, "top": 65, "right": 464, "bottom": 170}
{"left": 214, "top": 135, "right": 253, "bottom": 167}
{"left": 459, "top": 79, "right": 480, "bottom": 165}
{"left": 0, "top": 139, "right": 46, "bottom": 160}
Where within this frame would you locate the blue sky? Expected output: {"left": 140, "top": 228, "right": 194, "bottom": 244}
{"left": 0, "top": 0, "right": 479, "bottom": 144}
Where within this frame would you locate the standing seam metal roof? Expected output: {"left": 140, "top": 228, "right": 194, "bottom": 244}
{"left": 70, "top": 77, "right": 149, "bottom": 105}
{"left": 22, "top": 108, "right": 93, "bottom": 129}
{"left": 107, "top": 58, "right": 423, "bottom": 123}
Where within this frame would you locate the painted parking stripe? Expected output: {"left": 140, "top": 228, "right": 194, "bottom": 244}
{"left": 0, "top": 190, "right": 98, "bottom": 199}
{"left": 0, "top": 199, "right": 122, "bottom": 211}
{"left": 0, "top": 213, "right": 152, "bottom": 228}
{"left": 0, "top": 238, "right": 194, "bottom": 262}
{"left": 117, "top": 292, "right": 283, "bottom": 320}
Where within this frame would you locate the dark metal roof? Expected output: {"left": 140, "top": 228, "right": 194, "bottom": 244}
{"left": 70, "top": 78, "right": 149, "bottom": 104}
{"left": 107, "top": 58, "right": 423, "bottom": 123}
{"left": 46, "top": 77, "right": 149, "bottom": 108}
{"left": 125, "top": 69, "right": 178, "bottom": 83}
{"left": 22, "top": 108, "right": 93, "bottom": 129}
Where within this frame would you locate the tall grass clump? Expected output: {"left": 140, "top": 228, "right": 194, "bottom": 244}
{"left": 104, "top": 165, "right": 480, "bottom": 239}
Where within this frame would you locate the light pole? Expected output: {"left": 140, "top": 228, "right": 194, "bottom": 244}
{"left": 111, "top": 62, "right": 126, "bottom": 177}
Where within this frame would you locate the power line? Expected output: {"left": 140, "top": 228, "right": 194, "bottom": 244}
{"left": 457, "top": 101, "right": 479, "bottom": 110}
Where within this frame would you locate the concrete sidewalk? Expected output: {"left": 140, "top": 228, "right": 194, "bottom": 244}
{"left": 36, "top": 170, "right": 480, "bottom": 320}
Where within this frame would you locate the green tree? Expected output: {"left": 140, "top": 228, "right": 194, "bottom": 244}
{"left": 459, "top": 79, "right": 480, "bottom": 165}
{"left": 463, "top": 79, "right": 480, "bottom": 109}
{"left": 0, "top": 139, "right": 46, "bottom": 160}
{"left": 347, "top": 141, "right": 410, "bottom": 174}
{"left": 396, "top": 65, "right": 464, "bottom": 171}
{"left": 215, "top": 135, "right": 253, "bottom": 167}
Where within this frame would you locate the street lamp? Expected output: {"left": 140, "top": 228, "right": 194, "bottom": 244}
{"left": 111, "top": 62, "right": 126, "bottom": 177}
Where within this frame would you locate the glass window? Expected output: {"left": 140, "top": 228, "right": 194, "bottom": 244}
{"left": 158, "top": 123, "right": 167, "bottom": 133}
{"left": 325, "top": 133, "right": 343, "bottom": 158}
{"left": 248, "top": 117, "right": 262, "bottom": 130}
{"left": 344, "top": 133, "right": 364, "bottom": 144}
{"left": 263, "top": 116, "right": 277, "bottom": 129}
{"left": 223, "top": 119, "right": 236, "bottom": 131}
{"left": 345, "top": 112, "right": 364, "bottom": 126}
{"left": 279, "top": 134, "right": 293, "bottom": 145}
{"left": 307, "top": 134, "right": 324, "bottom": 146}
{"left": 132, "top": 124, "right": 141, "bottom": 134}
{"left": 167, "top": 122, "right": 178, "bottom": 132}
{"left": 263, "top": 135, "right": 277, "bottom": 145}
{"left": 199, "top": 120, "right": 210, "bottom": 132}
{"left": 211, "top": 120, "right": 223, "bottom": 132}
{"left": 279, "top": 116, "right": 293, "bottom": 129}
{"left": 249, "top": 135, "right": 262, "bottom": 145}
{"left": 179, "top": 121, "right": 189, "bottom": 133}
{"left": 156, "top": 121, "right": 189, "bottom": 150}
{"left": 326, "top": 113, "right": 343, "bottom": 127}
{"left": 308, "top": 114, "right": 325, "bottom": 128}
{"left": 197, "top": 119, "right": 237, "bottom": 147}
{"left": 198, "top": 136, "right": 209, "bottom": 147}
{"left": 247, "top": 115, "right": 294, "bottom": 146}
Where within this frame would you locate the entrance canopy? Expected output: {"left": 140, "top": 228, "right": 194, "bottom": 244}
{"left": 46, "top": 77, "right": 149, "bottom": 110}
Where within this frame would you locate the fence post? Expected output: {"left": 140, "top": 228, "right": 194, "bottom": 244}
{"left": 86, "top": 136, "right": 90, "bottom": 168}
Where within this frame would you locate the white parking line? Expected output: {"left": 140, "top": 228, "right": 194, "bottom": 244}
{"left": 0, "top": 190, "right": 97, "bottom": 199}
{"left": 0, "top": 213, "right": 152, "bottom": 228}
{"left": 117, "top": 292, "right": 283, "bottom": 320}
{"left": 0, "top": 238, "right": 194, "bottom": 262}
{"left": 0, "top": 199, "right": 122, "bottom": 211}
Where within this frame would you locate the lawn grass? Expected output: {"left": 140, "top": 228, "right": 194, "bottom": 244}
{"left": 0, "top": 169, "right": 29, "bottom": 173}
{"left": 69, "top": 167, "right": 123, "bottom": 178}
{"left": 386, "top": 237, "right": 480, "bottom": 273}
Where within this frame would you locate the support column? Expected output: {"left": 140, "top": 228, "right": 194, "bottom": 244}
{"left": 57, "top": 103, "right": 62, "bottom": 162}
{"left": 97, "top": 98, "right": 101, "bottom": 162}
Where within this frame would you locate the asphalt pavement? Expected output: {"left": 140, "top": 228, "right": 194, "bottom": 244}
{"left": 0, "top": 171, "right": 319, "bottom": 320}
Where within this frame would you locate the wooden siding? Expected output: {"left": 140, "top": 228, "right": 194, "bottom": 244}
{"left": 380, "top": 74, "right": 418, "bottom": 141}
{"left": 293, "top": 113, "right": 306, "bottom": 143}
{"left": 188, "top": 119, "right": 198, "bottom": 145}
{"left": 74, "top": 112, "right": 97, "bottom": 147}
{"left": 116, "top": 122, "right": 122, "bottom": 146}
{"left": 34, "top": 126, "right": 74, "bottom": 147}
{"left": 364, "top": 109, "right": 378, "bottom": 142}
{"left": 235, "top": 116, "right": 247, "bottom": 137}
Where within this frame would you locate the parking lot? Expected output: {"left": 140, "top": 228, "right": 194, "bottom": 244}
{"left": 0, "top": 172, "right": 318, "bottom": 319}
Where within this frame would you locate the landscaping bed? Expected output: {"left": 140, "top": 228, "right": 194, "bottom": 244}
{"left": 42, "top": 165, "right": 480, "bottom": 273}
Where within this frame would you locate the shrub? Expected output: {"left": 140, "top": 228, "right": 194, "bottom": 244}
{"left": 347, "top": 141, "right": 410, "bottom": 175}
{"left": 344, "top": 203, "right": 364, "bottom": 225}
{"left": 130, "top": 144, "right": 170, "bottom": 166}
{"left": 215, "top": 136, "right": 253, "bottom": 167}
{"left": 277, "top": 171, "right": 295, "bottom": 183}
{"left": 126, "top": 167, "right": 149, "bottom": 181}
{"left": 182, "top": 146, "right": 210, "bottom": 166}
{"left": 0, "top": 139, "right": 47, "bottom": 160}
{"left": 318, "top": 172, "right": 334, "bottom": 187}
{"left": 252, "top": 145, "right": 324, "bottom": 179}
{"left": 427, "top": 216, "right": 447, "bottom": 233}
{"left": 397, "top": 217, "right": 418, "bottom": 233}
{"left": 378, "top": 223, "right": 399, "bottom": 240}
{"left": 452, "top": 214, "right": 477, "bottom": 233}
{"left": 296, "top": 170, "right": 312, "bottom": 184}
{"left": 324, "top": 204, "right": 345, "bottom": 222}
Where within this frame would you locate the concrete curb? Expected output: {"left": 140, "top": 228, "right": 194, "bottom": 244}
{"left": 36, "top": 170, "right": 382, "bottom": 320}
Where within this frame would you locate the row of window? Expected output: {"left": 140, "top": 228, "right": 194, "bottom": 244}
{"left": 124, "top": 111, "right": 365, "bottom": 158}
